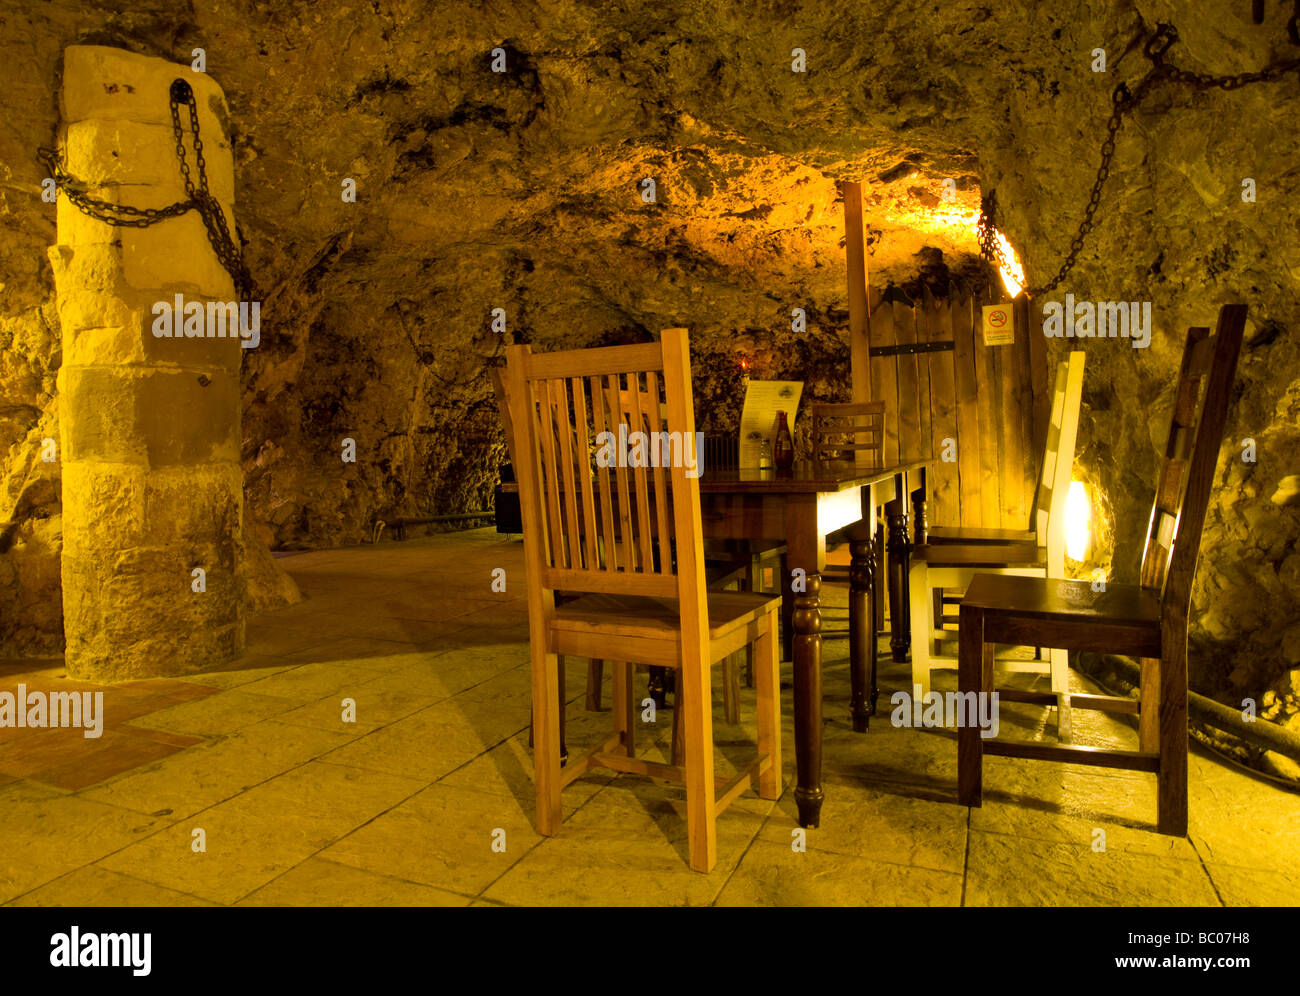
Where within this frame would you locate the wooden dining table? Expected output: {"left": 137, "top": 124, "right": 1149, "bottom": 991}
{"left": 499, "top": 456, "right": 933, "bottom": 828}
{"left": 699, "top": 458, "right": 931, "bottom": 828}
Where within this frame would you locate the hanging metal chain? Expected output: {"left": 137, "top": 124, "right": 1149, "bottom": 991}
{"left": 37, "top": 77, "right": 252, "bottom": 298}
{"left": 980, "top": 22, "right": 1300, "bottom": 296}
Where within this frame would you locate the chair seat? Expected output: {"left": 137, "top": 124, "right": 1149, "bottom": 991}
{"left": 552, "top": 590, "right": 781, "bottom": 642}
{"left": 925, "top": 525, "right": 1036, "bottom": 545}
{"left": 961, "top": 572, "right": 1162, "bottom": 657}
{"left": 913, "top": 541, "right": 1044, "bottom": 569}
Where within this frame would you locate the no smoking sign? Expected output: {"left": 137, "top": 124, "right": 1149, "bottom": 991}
{"left": 982, "top": 304, "right": 1015, "bottom": 346}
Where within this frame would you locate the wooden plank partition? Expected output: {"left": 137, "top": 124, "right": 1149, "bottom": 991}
{"left": 863, "top": 285, "right": 1048, "bottom": 532}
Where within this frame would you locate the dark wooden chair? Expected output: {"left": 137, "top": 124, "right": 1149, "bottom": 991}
{"left": 810, "top": 401, "right": 886, "bottom": 466}
{"left": 956, "top": 304, "right": 1247, "bottom": 836}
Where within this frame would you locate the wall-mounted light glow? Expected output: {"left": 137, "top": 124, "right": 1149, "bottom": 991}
{"left": 1066, "top": 479, "right": 1092, "bottom": 562}
{"left": 993, "top": 230, "right": 1026, "bottom": 297}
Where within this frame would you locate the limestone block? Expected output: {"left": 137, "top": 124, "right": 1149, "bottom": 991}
{"left": 59, "top": 461, "right": 147, "bottom": 551}
{"left": 118, "top": 213, "right": 238, "bottom": 298}
{"left": 64, "top": 119, "right": 236, "bottom": 205}
{"left": 60, "top": 366, "right": 240, "bottom": 466}
{"left": 55, "top": 195, "right": 115, "bottom": 248}
{"left": 54, "top": 178, "right": 235, "bottom": 252}
{"left": 64, "top": 543, "right": 243, "bottom": 681}
{"left": 47, "top": 244, "right": 134, "bottom": 334}
{"left": 56, "top": 305, "right": 244, "bottom": 373}
{"left": 141, "top": 463, "right": 244, "bottom": 550}
{"left": 62, "top": 46, "right": 230, "bottom": 134}
{"left": 139, "top": 304, "right": 247, "bottom": 370}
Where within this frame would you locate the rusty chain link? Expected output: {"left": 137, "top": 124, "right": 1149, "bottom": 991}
{"left": 979, "top": 21, "right": 1300, "bottom": 296}
{"left": 37, "top": 78, "right": 252, "bottom": 298}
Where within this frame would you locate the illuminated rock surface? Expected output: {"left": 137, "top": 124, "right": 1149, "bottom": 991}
{"left": 0, "top": 2, "right": 1295, "bottom": 696}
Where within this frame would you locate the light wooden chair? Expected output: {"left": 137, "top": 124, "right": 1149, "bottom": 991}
{"left": 493, "top": 363, "right": 752, "bottom": 732}
{"left": 908, "top": 352, "right": 1085, "bottom": 709}
{"left": 957, "top": 305, "right": 1247, "bottom": 836}
{"left": 505, "top": 328, "right": 783, "bottom": 873}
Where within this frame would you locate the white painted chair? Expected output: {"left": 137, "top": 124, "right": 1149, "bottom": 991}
{"left": 908, "top": 351, "right": 1085, "bottom": 704}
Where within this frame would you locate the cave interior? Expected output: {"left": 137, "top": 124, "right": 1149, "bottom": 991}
{"left": 0, "top": 0, "right": 1298, "bottom": 908}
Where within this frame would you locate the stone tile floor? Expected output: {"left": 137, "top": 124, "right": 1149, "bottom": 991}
{"left": 2, "top": 528, "right": 1297, "bottom": 906}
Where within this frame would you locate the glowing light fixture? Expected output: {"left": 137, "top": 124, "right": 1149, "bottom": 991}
{"left": 993, "top": 229, "right": 1026, "bottom": 297}
{"left": 1065, "top": 479, "right": 1092, "bottom": 562}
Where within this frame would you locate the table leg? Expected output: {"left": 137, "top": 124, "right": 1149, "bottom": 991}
{"left": 887, "top": 474, "right": 912, "bottom": 663}
{"left": 848, "top": 535, "right": 875, "bottom": 732}
{"left": 785, "top": 500, "right": 823, "bottom": 828}
{"left": 912, "top": 466, "right": 928, "bottom": 546}
{"left": 848, "top": 483, "right": 879, "bottom": 733}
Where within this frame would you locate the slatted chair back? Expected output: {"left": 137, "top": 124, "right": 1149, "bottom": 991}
{"left": 1038, "top": 351, "right": 1085, "bottom": 577}
{"left": 809, "top": 401, "right": 886, "bottom": 467}
{"left": 488, "top": 364, "right": 519, "bottom": 467}
{"left": 1138, "top": 305, "right": 1247, "bottom": 609}
{"left": 505, "top": 329, "right": 707, "bottom": 615}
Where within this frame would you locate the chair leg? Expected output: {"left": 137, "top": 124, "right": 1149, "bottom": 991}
{"left": 529, "top": 656, "right": 569, "bottom": 765}
{"left": 754, "top": 608, "right": 782, "bottom": 800}
{"left": 1157, "top": 639, "right": 1189, "bottom": 837}
{"left": 909, "top": 559, "right": 931, "bottom": 699}
{"left": 559, "top": 656, "right": 567, "bottom": 764}
{"left": 1139, "top": 655, "right": 1160, "bottom": 753}
{"left": 1050, "top": 648, "right": 1071, "bottom": 743}
{"left": 780, "top": 557, "right": 795, "bottom": 663}
{"left": 681, "top": 646, "right": 717, "bottom": 873}
{"left": 586, "top": 659, "right": 604, "bottom": 711}
{"left": 531, "top": 645, "right": 563, "bottom": 836}
{"left": 743, "top": 561, "right": 760, "bottom": 688}
{"left": 874, "top": 529, "right": 886, "bottom": 631}
{"left": 648, "top": 665, "right": 666, "bottom": 708}
{"left": 612, "top": 660, "right": 635, "bottom": 757}
{"left": 957, "top": 604, "right": 987, "bottom": 808}
{"left": 671, "top": 677, "right": 686, "bottom": 766}
{"left": 722, "top": 653, "right": 741, "bottom": 724}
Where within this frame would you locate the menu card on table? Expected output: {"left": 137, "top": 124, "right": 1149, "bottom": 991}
{"left": 738, "top": 380, "right": 803, "bottom": 469}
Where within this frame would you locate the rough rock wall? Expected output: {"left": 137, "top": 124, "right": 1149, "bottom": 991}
{"left": 0, "top": 0, "right": 1297, "bottom": 709}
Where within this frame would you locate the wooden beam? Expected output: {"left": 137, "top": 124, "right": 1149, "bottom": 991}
{"left": 983, "top": 738, "right": 1160, "bottom": 772}
{"left": 842, "top": 180, "right": 871, "bottom": 405}
{"left": 997, "top": 688, "right": 1139, "bottom": 715}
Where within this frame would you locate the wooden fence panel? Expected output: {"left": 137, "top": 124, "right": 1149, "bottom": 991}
{"left": 869, "top": 296, "right": 901, "bottom": 468}
{"left": 924, "top": 289, "right": 959, "bottom": 528}
{"left": 893, "top": 299, "right": 922, "bottom": 465}
{"left": 857, "top": 283, "right": 1046, "bottom": 532}
{"left": 949, "top": 285, "right": 984, "bottom": 529}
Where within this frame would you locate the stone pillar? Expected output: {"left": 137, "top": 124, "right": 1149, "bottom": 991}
{"left": 49, "top": 46, "right": 246, "bottom": 680}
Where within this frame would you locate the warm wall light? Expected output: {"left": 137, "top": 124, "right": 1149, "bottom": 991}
{"left": 993, "top": 230, "right": 1026, "bottom": 297}
{"left": 1066, "top": 479, "right": 1092, "bottom": 561}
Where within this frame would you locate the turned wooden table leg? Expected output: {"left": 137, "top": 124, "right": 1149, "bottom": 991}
{"left": 792, "top": 572, "right": 824, "bottom": 827}
{"left": 911, "top": 467, "right": 928, "bottom": 546}
{"left": 848, "top": 533, "right": 876, "bottom": 733}
{"left": 886, "top": 492, "right": 912, "bottom": 663}
{"left": 784, "top": 495, "right": 824, "bottom": 828}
